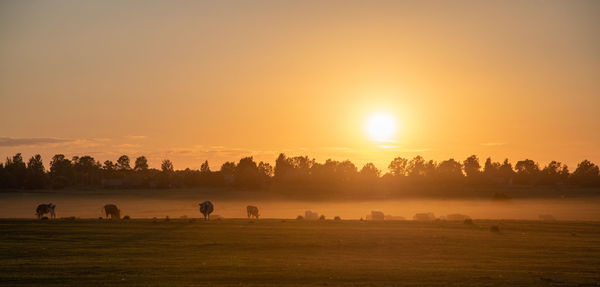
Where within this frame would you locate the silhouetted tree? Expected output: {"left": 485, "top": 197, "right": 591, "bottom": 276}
{"left": 408, "top": 156, "right": 426, "bottom": 177}
{"left": 103, "top": 160, "right": 116, "bottom": 171}
{"left": 360, "top": 163, "right": 380, "bottom": 178}
{"left": 0, "top": 162, "right": 7, "bottom": 188}
{"left": 436, "top": 158, "right": 463, "bottom": 181}
{"left": 117, "top": 155, "right": 131, "bottom": 171}
{"left": 515, "top": 159, "right": 539, "bottom": 185}
{"left": 498, "top": 159, "right": 515, "bottom": 184}
{"left": 234, "top": 157, "right": 261, "bottom": 189}
{"left": 540, "top": 161, "right": 568, "bottom": 185}
{"left": 49, "top": 154, "right": 72, "bottom": 188}
{"left": 25, "top": 154, "right": 45, "bottom": 189}
{"left": 72, "top": 155, "right": 101, "bottom": 185}
{"left": 161, "top": 159, "right": 174, "bottom": 173}
{"left": 134, "top": 156, "right": 148, "bottom": 171}
{"left": 274, "top": 153, "right": 292, "bottom": 180}
{"left": 258, "top": 161, "right": 273, "bottom": 177}
{"left": 571, "top": 160, "right": 599, "bottom": 187}
{"left": 388, "top": 157, "right": 409, "bottom": 177}
{"left": 463, "top": 155, "right": 481, "bottom": 178}
{"left": 200, "top": 160, "right": 210, "bottom": 173}
{"left": 4, "top": 153, "right": 27, "bottom": 188}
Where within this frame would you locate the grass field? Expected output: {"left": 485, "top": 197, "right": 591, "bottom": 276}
{"left": 1, "top": 219, "right": 599, "bottom": 286}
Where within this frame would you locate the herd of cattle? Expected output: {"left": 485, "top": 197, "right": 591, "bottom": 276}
{"left": 35, "top": 201, "right": 259, "bottom": 220}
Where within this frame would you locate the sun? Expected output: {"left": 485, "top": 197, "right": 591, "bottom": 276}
{"left": 365, "top": 113, "right": 397, "bottom": 142}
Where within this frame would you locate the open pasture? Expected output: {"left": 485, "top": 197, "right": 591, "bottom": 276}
{"left": 1, "top": 219, "right": 599, "bottom": 286}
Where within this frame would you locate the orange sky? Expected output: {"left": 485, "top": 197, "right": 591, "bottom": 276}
{"left": 1, "top": 0, "right": 599, "bottom": 171}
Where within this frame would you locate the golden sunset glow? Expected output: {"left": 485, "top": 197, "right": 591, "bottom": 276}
{"left": 1, "top": 2, "right": 600, "bottom": 286}
{"left": 0, "top": 1, "right": 598, "bottom": 171}
{"left": 366, "top": 113, "right": 397, "bottom": 143}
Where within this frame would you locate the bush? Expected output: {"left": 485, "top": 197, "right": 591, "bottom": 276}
{"left": 334, "top": 216, "right": 341, "bottom": 221}
{"left": 296, "top": 215, "right": 304, "bottom": 220}
{"left": 123, "top": 215, "right": 131, "bottom": 220}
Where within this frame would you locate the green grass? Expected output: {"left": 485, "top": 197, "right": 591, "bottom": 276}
{"left": 1, "top": 219, "right": 599, "bottom": 286}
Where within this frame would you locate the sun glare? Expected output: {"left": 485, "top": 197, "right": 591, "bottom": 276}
{"left": 365, "top": 113, "right": 397, "bottom": 142}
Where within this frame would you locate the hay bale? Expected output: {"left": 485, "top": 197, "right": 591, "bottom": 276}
{"left": 305, "top": 210, "right": 319, "bottom": 220}
{"left": 370, "top": 211, "right": 385, "bottom": 221}
{"left": 489, "top": 225, "right": 501, "bottom": 233}
{"left": 334, "top": 216, "right": 341, "bottom": 221}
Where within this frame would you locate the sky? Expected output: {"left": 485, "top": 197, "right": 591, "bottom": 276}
{"left": 1, "top": 0, "right": 599, "bottom": 172}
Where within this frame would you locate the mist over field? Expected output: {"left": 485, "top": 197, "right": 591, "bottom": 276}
{"left": 2, "top": 189, "right": 599, "bottom": 220}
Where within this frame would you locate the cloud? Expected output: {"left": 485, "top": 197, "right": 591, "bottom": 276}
{"left": 124, "top": 135, "right": 147, "bottom": 140}
{"left": 481, "top": 142, "right": 507, "bottom": 146}
{"left": 113, "top": 143, "right": 142, "bottom": 149}
{"left": 0, "top": 137, "right": 74, "bottom": 147}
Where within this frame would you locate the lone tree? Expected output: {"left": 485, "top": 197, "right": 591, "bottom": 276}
{"left": 161, "top": 159, "right": 174, "bottom": 173}
{"left": 116, "top": 155, "right": 131, "bottom": 171}
{"left": 134, "top": 156, "right": 149, "bottom": 171}
{"left": 200, "top": 160, "right": 210, "bottom": 173}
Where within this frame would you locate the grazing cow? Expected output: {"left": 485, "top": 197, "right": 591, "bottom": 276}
{"left": 246, "top": 205, "right": 259, "bottom": 219}
{"left": 199, "top": 201, "right": 214, "bottom": 220}
{"left": 104, "top": 204, "right": 121, "bottom": 219}
{"left": 36, "top": 203, "right": 56, "bottom": 219}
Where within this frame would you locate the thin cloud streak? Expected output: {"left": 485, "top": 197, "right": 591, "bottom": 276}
{"left": 481, "top": 142, "right": 507, "bottom": 146}
{"left": 0, "top": 137, "right": 74, "bottom": 147}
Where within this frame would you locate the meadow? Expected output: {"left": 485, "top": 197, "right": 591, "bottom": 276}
{"left": 1, "top": 218, "right": 599, "bottom": 286}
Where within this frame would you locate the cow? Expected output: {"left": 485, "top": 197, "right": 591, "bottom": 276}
{"left": 246, "top": 205, "right": 259, "bottom": 219}
{"left": 104, "top": 204, "right": 121, "bottom": 219}
{"left": 36, "top": 203, "right": 56, "bottom": 219}
{"left": 199, "top": 201, "right": 214, "bottom": 220}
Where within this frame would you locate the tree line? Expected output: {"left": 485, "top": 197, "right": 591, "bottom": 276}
{"left": 0, "top": 153, "right": 599, "bottom": 191}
